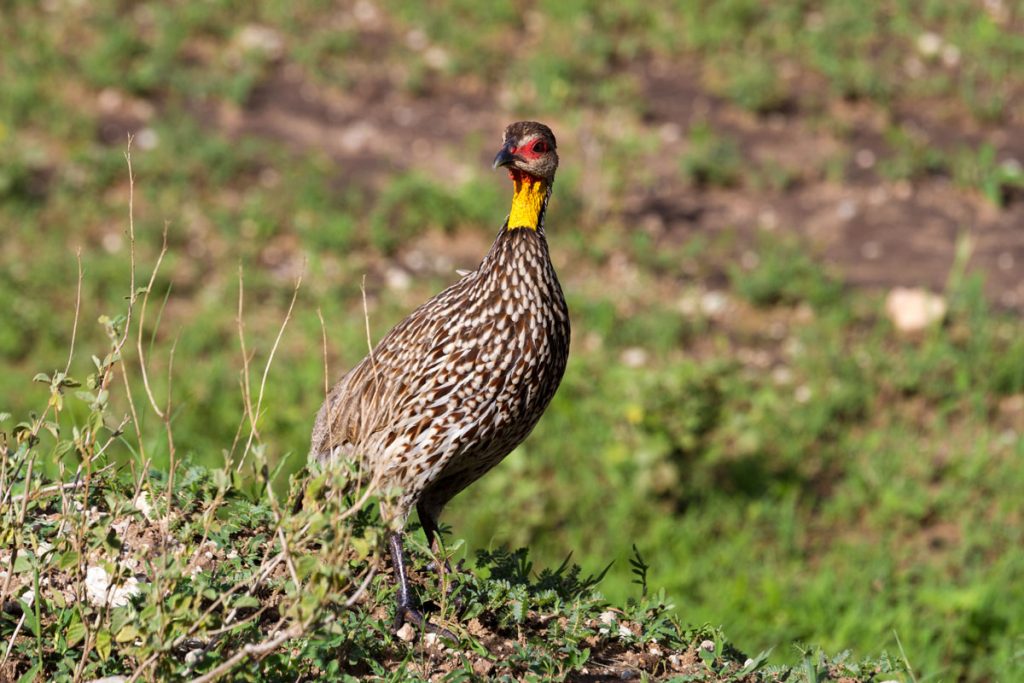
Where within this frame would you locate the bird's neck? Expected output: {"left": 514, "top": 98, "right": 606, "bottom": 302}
{"left": 507, "top": 171, "right": 551, "bottom": 232}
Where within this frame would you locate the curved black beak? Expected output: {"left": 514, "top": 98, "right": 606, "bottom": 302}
{"left": 492, "top": 144, "right": 518, "bottom": 170}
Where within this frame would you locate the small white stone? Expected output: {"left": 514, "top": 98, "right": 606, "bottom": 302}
{"left": 385, "top": 267, "right": 412, "bottom": 291}
{"left": 424, "top": 46, "right": 449, "bottom": 69}
{"left": 396, "top": 623, "right": 416, "bottom": 642}
{"left": 772, "top": 366, "right": 793, "bottom": 385}
{"left": 339, "top": 122, "right": 376, "bottom": 153}
{"left": 855, "top": 148, "right": 876, "bottom": 169}
{"left": 620, "top": 347, "right": 648, "bottom": 368}
{"left": 133, "top": 490, "right": 154, "bottom": 520}
{"left": 659, "top": 123, "right": 681, "bottom": 143}
{"left": 97, "top": 88, "right": 123, "bottom": 113}
{"left": 700, "top": 291, "right": 728, "bottom": 317}
{"left": 85, "top": 566, "right": 141, "bottom": 608}
{"left": 836, "top": 199, "right": 858, "bottom": 221}
{"left": 405, "top": 29, "right": 428, "bottom": 51}
{"left": 700, "top": 639, "right": 715, "bottom": 652}
{"left": 353, "top": 0, "right": 379, "bottom": 25}
{"left": 135, "top": 128, "right": 159, "bottom": 151}
{"left": 676, "top": 292, "right": 699, "bottom": 316}
{"left": 885, "top": 287, "right": 947, "bottom": 335}
{"left": 941, "top": 44, "right": 961, "bottom": 68}
{"left": 85, "top": 566, "right": 111, "bottom": 605}
{"left": 618, "top": 623, "right": 633, "bottom": 638}
{"left": 236, "top": 24, "right": 284, "bottom": 58}
{"left": 758, "top": 209, "right": 778, "bottom": 231}
{"left": 599, "top": 610, "right": 617, "bottom": 625}
{"left": 917, "top": 32, "right": 943, "bottom": 57}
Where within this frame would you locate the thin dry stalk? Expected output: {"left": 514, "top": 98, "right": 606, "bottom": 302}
{"left": 0, "top": 613, "right": 27, "bottom": 668}
{"left": 64, "top": 249, "right": 83, "bottom": 375}
{"left": 235, "top": 273, "right": 303, "bottom": 473}
{"left": 0, "top": 250, "right": 85, "bottom": 606}
{"left": 230, "top": 265, "right": 255, "bottom": 463}
{"left": 360, "top": 274, "right": 380, "bottom": 387}
{"left": 161, "top": 335, "right": 178, "bottom": 520}
{"left": 135, "top": 225, "right": 171, "bottom": 420}
{"left": 317, "top": 308, "right": 330, "bottom": 402}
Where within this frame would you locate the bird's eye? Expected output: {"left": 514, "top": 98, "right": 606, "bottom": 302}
{"left": 532, "top": 140, "right": 548, "bottom": 153}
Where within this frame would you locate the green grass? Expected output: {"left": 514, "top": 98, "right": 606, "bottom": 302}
{"left": 0, "top": 272, "right": 911, "bottom": 681}
{"left": 3, "top": 1, "right": 1024, "bottom": 680}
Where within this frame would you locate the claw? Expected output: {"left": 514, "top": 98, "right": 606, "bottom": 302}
{"left": 388, "top": 531, "right": 460, "bottom": 644}
{"left": 395, "top": 604, "right": 459, "bottom": 643}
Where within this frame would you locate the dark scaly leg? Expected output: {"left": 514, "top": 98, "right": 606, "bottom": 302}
{"left": 387, "top": 532, "right": 457, "bottom": 642}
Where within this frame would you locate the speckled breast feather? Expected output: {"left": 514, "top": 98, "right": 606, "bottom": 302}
{"left": 309, "top": 220, "right": 570, "bottom": 529}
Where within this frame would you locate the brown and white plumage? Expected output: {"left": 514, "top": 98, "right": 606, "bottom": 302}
{"left": 309, "top": 121, "right": 569, "bottom": 636}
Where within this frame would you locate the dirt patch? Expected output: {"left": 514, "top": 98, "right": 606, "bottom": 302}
{"left": 631, "top": 57, "right": 1024, "bottom": 309}
{"left": 208, "top": 62, "right": 502, "bottom": 191}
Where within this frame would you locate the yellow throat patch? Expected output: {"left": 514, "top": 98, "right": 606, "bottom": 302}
{"left": 507, "top": 174, "right": 547, "bottom": 230}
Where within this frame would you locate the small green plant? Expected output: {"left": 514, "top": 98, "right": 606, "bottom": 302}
{"left": 629, "top": 544, "right": 650, "bottom": 597}
{"left": 713, "top": 55, "right": 790, "bottom": 115}
{"left": 952, "top": 143, "right": 1024, "bottom": 207}
{"left": 729, "top": 236, "right": 843, "bottom": 308}
{"left": 681, "top": 123, "right": 745, "bottom": 188}
{"left": 368, "top": 172, "right": 502, "bottom": 254}
{"left": 878, "top": 125, "right": 948, "bottom": 182}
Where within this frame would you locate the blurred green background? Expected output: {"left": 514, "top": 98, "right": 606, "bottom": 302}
{"left": 3, "top": 1, "right": 1024, "bottom": 679}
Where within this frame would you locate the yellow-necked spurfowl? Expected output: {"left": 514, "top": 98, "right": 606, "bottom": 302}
{"left": 310, "top": 121, "right": 570, "bottom": 636}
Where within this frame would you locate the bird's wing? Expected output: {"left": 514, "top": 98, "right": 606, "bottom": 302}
{"left": 310, "top": 281, "right": 463, "bottom": 462}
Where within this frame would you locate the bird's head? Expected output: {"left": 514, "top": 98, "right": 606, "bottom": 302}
{"left": 492, "top": 121, "right": 558, "bottom": 183}
{"left": 493, "top": 121, "right": 558, "bottom": 231}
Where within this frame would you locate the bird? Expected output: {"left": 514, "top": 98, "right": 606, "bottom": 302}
{"left": 309, "top": 121, "right": 570, "bottom": 636}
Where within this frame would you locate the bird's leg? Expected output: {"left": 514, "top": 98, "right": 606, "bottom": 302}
{"left": 387, "top": 531, "right": 457, "bottom": 642}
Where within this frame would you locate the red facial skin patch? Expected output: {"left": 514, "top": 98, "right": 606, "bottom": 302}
{"left": 508, "top": 138, "right": 549, "bottom": 161}
{"left": 508, "top": 168, "right": 541, "bottom": 183}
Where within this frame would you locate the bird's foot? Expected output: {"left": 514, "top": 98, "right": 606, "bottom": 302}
{"left": 395, "top": 603, "right": 459, "bottom": 643}
{"left": 388, "top": 531, "right": 459, "bottom": 643}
